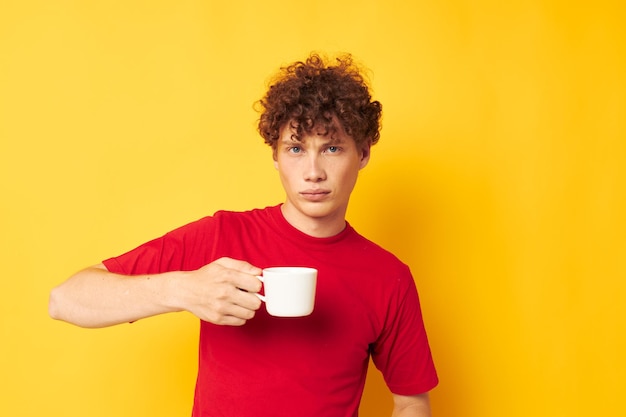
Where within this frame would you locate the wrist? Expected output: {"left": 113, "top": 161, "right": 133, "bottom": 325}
{"left": 160, "top": 270, "right": 190, "bottom": 313}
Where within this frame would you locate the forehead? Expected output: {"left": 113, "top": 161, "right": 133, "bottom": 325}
{"left": 279, "top": 119, "right": 353, "bottom": 144}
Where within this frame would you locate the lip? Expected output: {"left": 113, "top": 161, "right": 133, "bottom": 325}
{"left": 300, "top": 189, "right": 331, "bottom": 201}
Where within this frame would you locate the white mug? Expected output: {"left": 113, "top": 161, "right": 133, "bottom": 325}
{"left": 256, "top": 267, "right": 317, "bottom": 317}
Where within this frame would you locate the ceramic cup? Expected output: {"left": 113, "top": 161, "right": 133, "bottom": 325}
{"left": 255, "top": 267, "right": 317, "bottom": 317}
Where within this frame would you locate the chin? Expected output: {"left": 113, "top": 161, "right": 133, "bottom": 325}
{"left": 298, "top": 201, "right": 343, "bottom": 220}
{"left": 300, "top": 206, "right": 332, "bottom": 219}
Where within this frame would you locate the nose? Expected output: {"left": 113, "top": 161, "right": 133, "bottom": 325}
{"left": 304, "top": 153, "right": 326, "bottom": 182}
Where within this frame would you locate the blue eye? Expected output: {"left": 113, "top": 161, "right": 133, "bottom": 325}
{"left": 327, "top": 146, "right": 339, "bottom": 153}
{"left": 289, "top": 147, "right": 301, "bottom": 154}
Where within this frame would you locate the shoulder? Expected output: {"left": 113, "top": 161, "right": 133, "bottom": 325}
{"left": 210, "top": 205, "right": 277, "bottom": 229}
{"left": 344, "top": 227, "right": 413, "bottom": 284}
{"left": 347, "top": 227, "right": 409, "bottom": 269}
{"left": 176, "top": 205, "right": 277, "bottom": 228}
{"left": 213, "top": 205, "right": 276, "bottom": 220}
{"left": 161, "top": 206, "right": 276, "bottom": 242}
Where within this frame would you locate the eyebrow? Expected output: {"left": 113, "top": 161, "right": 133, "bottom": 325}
{"left": 280, "top": 135, "right": 346, "bottom": 147}
{"left": 324, "top": 135, "right": 345, "bottom": 145}
{"left": 279, "top": 137, "right": 300, "bottom": 146}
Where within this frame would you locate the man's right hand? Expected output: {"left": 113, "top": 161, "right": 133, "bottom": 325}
{"left": 176, "top": 257, "right": 263, "bottom": 326}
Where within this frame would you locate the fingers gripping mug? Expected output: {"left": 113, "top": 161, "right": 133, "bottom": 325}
{"left": 255, "top": 267, "right": 317, "bottom": 317}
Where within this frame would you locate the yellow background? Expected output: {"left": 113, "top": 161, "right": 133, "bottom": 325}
{"left": 1, "top": 1, "right": 624, "bottom": 416}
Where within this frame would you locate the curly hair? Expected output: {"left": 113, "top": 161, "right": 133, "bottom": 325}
{"left": 256, "top": 53, "right": 382, "bottom": 149}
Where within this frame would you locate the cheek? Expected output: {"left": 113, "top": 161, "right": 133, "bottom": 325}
{"left": 277, "top": 164, "right": 296, "bottom": 188}
{"left": 336, "top": 168, "right": 359, "bottom": 192}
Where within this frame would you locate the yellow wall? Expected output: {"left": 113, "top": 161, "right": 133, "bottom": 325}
{"left": 1, "top": 1, "right": 624, "bottom": 416}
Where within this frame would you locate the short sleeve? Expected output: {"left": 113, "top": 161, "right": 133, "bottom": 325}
{"left": 102, "top": 216, "right": 219, "bottom": 275}
{"left": 370, "top": 271, "right": 439, "bottom": 395}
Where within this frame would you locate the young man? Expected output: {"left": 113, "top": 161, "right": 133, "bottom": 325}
{"left": 49, "top": 53, "right": 438, "bottom": 417}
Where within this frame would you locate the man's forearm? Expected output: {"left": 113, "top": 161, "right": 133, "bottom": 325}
{"left": 49, "top": 264, "right": 184, "bottom": 328}
{"left": 391, "top": 393, "right": 432, "bottom": 417}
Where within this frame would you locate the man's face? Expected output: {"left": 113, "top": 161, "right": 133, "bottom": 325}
{"left": 274, "top": 121, "right": 370, "bottom": 236}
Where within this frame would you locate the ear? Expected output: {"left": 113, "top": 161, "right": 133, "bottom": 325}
{"left": 273, "top": 149, "right": 279, "bottom": 169}
{"left": 359, "top": 142, "right": 371, "bottom": 169}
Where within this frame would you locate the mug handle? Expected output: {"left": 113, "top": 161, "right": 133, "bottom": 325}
{"left": 255, "top": 275, "right": 265, "bottom": 302}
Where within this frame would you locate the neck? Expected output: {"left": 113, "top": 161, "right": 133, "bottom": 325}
{"left": 280, "top": 203, "right": 347, "bottom": 238}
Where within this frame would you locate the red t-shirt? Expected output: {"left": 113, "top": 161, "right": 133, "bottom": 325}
{"left": 103, "top": 205, "right": 438, "bottom": 417}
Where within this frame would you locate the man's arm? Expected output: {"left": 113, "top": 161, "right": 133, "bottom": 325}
{"left": 391, "top": 393, "right": 432, "bottom": 417}
{"left": 48, "top": 257, "right": 262, "bottom": 328}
